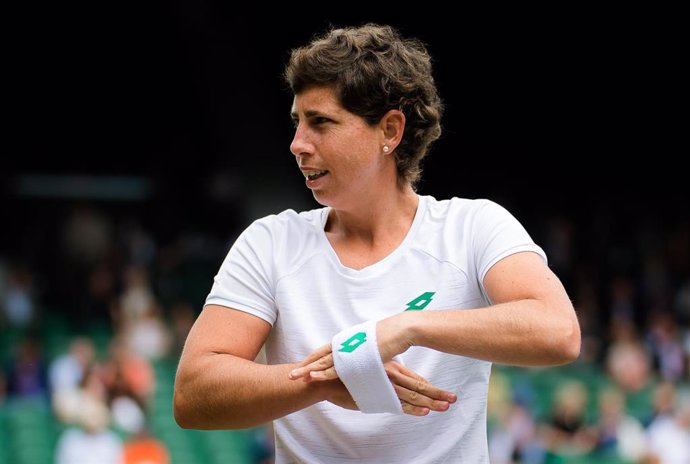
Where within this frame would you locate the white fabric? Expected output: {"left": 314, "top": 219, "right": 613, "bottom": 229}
{"left": 332, "top": 319, "right": 403, "bottom": 414}
{"left": 207, "top": 195, "right": 546, "bottom": 464}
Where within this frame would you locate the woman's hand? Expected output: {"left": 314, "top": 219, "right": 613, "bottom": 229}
{"left": 288, "top": 343, "right": 337, "bottom": 381}
{"left": 289, "top": 340, "right": 456, "bottom": 415}
{"left": 318, "top": 378, "right": 358, "bottom": 411}
{"left": 288, "top": 313, "right": 413, "bottom": 381}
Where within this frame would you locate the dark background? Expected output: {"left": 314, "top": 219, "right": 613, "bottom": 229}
{"left": 3, "top": 5, "right": 686, "bottom": 309}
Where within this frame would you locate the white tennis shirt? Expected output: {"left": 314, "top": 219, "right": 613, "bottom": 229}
{"left": 206, "top": 195, "right": 546, "bottom": 463}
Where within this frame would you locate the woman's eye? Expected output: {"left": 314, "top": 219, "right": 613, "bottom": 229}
{"left": 312, "top": 117, "right": 330, "bottom": 125}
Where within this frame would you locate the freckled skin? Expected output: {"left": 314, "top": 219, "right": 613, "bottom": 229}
{"left": 290, "top": 86, "right": 394, "bottom": 212}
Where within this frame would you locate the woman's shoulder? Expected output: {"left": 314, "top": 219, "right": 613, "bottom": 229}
{"left": 236, "top": 207, "right": 327, "bottom": 271}
{"left": 249, "top": 206, "right": 326, "bottom": 231}
{"left": 239, "top": 206, "right": 327, "bottom": 248}
{"left": 423, "top": 195, "right": 499, "bottom": 218}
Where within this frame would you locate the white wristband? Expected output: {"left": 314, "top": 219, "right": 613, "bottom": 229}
{"left": 331, "top": 320, "right": 403, "bottom": 414}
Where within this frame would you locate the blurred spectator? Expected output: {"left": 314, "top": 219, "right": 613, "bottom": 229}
{"left": 487, "top": 370, "right": 542, "bottom": 463}
{"left": 606, "top": 320, "right": 652, "bottom": 393}
{"left": 106, "top": 343, "right": 149, "bottom": 435}
{"left": 4, "top": 335, "right": 48, "bottom": 401}
{"left": 113, "top": 265, "right": 157, "bottom": 331}
{"left": 53, "top": 362, "right": 109, "bottom": 425}
{"left": 543, "top": 381, "right": 597, "bottom": 459}
{"left": 49, "top": 336, "right": 96, "bottom": 394}
{"left": 646, "top": 382, "right": 678, "bottom": 426}
{"left": 110, "top": 393, "right": 146, "bottom": 435}
{"left": 594, "top": 387, "right": 646, "bottom": 461}
{"left": 102, "top": 337, "right": 154, "bottom": 407}
{"left": 122, "top": 425, "right": 170, "bottom": 464}
{"left": 645, "top": 391, "right": 690, "bottom": 464}
{"left": 124, "top": 303, "right": 172, "bottom": 361}
{"left": 54, "top": 393, "right": 122, "bottom": 464}
{"left": 646, "top": 312, "right": 686, "bottom": 382}
{"left": 489, "top": 400, "right": 539, "bottom": 463}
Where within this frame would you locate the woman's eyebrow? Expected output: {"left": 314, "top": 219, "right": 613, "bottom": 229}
{"left": 290, "top": 109, "right": 332, "bottom": 120}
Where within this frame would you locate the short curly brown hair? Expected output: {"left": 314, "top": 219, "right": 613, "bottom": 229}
{"left": 284, "top": 23, "right": 443, "bottom": 188}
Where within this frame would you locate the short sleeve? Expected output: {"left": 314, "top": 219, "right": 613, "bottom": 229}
{"left": 473, "top": 200, "right": 547, "bottom": 289}
{"left": 205, "top": 219, "right": 277, "bottom": 325}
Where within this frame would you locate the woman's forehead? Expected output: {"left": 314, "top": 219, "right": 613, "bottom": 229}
{"left": 291, "top": 86, "right": 342, "bottom": 115}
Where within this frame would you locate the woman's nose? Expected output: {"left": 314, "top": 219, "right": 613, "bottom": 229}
{"left": 290, "top": 124, "right": 312, "bottom": 157}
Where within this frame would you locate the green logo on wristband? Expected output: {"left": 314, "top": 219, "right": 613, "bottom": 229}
{"left": 339, "top": 332, "right": 367, "bottom": 352}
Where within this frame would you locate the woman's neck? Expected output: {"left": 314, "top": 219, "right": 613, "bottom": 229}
{"left": 325, "top": 184, "right": 419, "bottom": 244}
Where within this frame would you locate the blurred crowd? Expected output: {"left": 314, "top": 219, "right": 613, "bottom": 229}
{"left": 0, "top": 202, "right": 270, "bottom": 463}
{"left": 0, "top": 200, "right": 688, "bottom": 463}
{"left": 485, "top": 208, "right": 690, "bottom": 463}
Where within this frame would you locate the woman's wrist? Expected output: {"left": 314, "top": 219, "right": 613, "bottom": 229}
{"left": 399, "top": 310, "right": 424, "bottom": 350}
{"left": 378, "top": 311, "right": 422, "bottom": 357}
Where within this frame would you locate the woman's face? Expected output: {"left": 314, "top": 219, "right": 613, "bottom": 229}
{"left": 290, "top": 86, "right": 389, "bottom": 209}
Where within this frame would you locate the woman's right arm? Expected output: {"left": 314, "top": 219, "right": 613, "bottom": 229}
{"left": 173, "top": 304, "right": 334, "bottom": 430}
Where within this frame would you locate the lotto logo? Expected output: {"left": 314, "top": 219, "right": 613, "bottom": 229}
{"left": 338, "top": 332, "right": 367, "bottom": 352}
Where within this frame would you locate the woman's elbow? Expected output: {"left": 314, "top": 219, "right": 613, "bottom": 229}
{"left": 173, "top": 381, "right": 247, "bottom": 430}
{"left": 173, "top": 387, "right": 194, "bottom": 429}
{"left": 555, "top": 316, "right": 581, "bottom": 364}
{"left": 173, "top": 376, "right": 206, "bottom": 429}
{"left": 560, "top": 333, "right": 581, "bottom": 364}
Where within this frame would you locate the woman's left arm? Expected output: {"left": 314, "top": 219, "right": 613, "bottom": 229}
{"left": 387, "top": 251, "right": 581, "bottom": 366}
{"left": 290, "top": 251, "right": 580, "bottom": 380}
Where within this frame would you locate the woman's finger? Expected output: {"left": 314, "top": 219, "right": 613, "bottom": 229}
{"left": 393, "top": 384, "right": 451, "bottom": 412}
{"left": 400, "top": 400, "right": 430, "bottom": 417}
{"left": 386, "top": 364, "right": 457, "bottom": 404}
{"left": 394, "top": 363, "right": 428, "bottom": 382}
{"left": 289, "top": 352, "right": 334, "bottom": 379}
{"left": 307, "top": 366, "right": 338, "bottom": 382}
{"left": 299, "top": 343, "right": 333, "bottom": 367}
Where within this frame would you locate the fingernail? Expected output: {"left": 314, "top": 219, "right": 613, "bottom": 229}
{"left": 435, "top": 401, "right": 449, "bottom": 410}
{"left": 289, "top": 369, "right": 298, "bottom": 378}
{"left": 447, "top": 393, "right": 457, "bottom": 402}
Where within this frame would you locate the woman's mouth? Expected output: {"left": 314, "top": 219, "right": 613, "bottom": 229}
{"left": 305, "top": 170, "right": 328, "bottom": 181}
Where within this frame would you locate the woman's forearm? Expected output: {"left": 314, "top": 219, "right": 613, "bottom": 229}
{"left": 174, "top": 353, "right": 325, "bottom": 430}
{"left": 403, "top": 299, "right": 580, "bottom": 366}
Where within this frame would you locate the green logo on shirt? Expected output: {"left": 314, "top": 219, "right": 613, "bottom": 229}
{"left": 405, "top": 291, "right": 435, "bottom": 311}
{"left": 338, "top": 291, "right": 435, "bottom": 352}
{"left": 339, "top": 332, "right": 367, "bottom": 352}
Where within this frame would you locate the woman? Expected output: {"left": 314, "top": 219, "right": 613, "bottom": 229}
{"left": 174, "top": 23, "right": 580, "bottom": 463}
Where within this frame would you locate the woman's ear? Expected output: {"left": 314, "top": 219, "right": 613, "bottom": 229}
{"left": 380, "top": 109, "right": 405, "bottom": 153}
